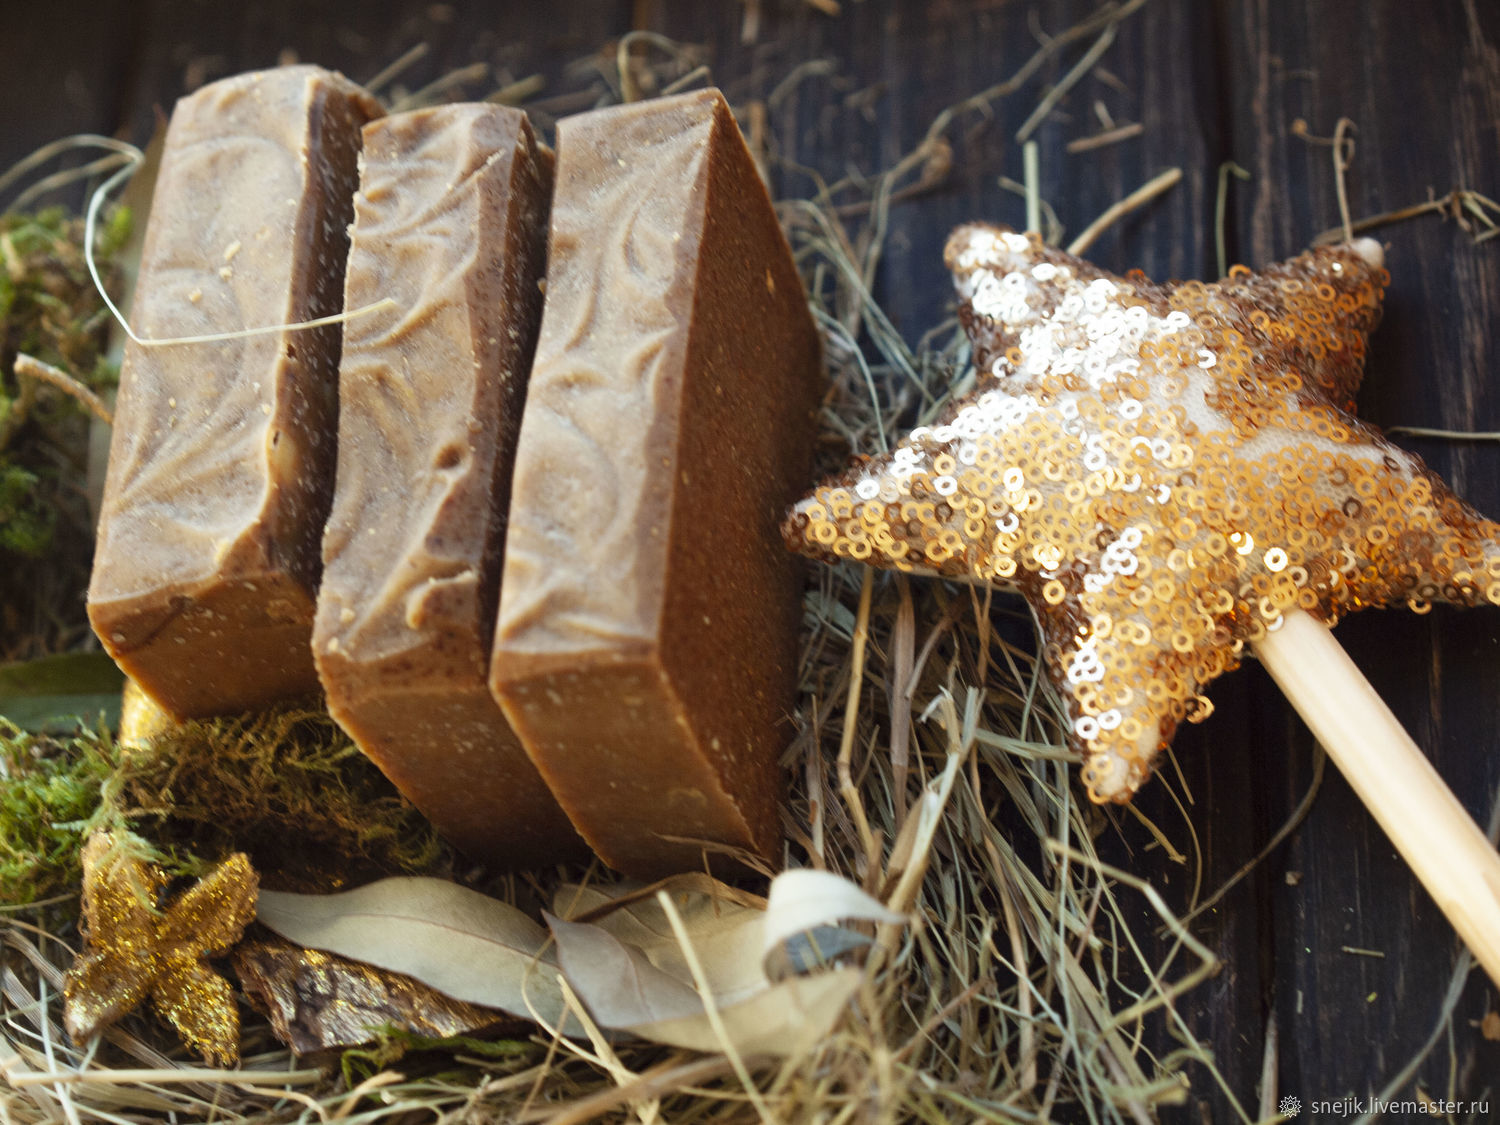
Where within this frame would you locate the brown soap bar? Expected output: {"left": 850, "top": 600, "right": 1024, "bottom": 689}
{"left": 88, "top": 66, "right": 381, "bottom": 718}
{"left": 491, "top": 89, "right": 823, "bottom": 878}
{"left": 315, "top": 105, "right": 584, "bottom": 866}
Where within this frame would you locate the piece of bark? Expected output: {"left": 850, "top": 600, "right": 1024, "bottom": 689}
{"left": 88, "top": 66, "right": 381, "bottom": 718}
{"left": 491, "top": 89, "right": 823, "bottom": 878}
{"left": 234, "top": 936, "right": 509, "bottom": 1056}
{"left": 314, "top": 105, "right": 583, "bottom": 868}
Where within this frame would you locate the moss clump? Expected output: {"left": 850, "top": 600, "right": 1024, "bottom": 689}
{"left": 0, "top": 205, "right": 129, "bottom": 656}
{"left": 0, "top": 719, "right": 118, "bottom": 906}
{"left": 0, "top": 707, "right": 445, "bottom": 918}
{"left": 108, "top": 708, "right": 447, "bottom": 889}
{"left": 0, "top": 206, "right": 128, "bottom": 389}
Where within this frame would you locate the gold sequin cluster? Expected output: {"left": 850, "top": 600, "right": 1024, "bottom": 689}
{"left": 785, "top": 225, "right": 1500, "bottom": 803}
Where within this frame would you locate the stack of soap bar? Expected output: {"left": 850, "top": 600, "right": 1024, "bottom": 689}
{"left": 88, "top": 66, "right": 381, "bottom": 717}
{"left": 491, "top": 89, "right": 823, "bottom": 877}
{"left": 315, "top": 105, "right": 584, "bottom": 865}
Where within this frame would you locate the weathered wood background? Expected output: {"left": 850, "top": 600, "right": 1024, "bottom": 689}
{"left": 8, "top": 0, "right": 1500, "bottom": 1118}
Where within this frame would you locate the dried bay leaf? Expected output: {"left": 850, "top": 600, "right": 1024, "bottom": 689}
{"left": 544, "top": 913, "right": 705, "bottom": 1025}
{"left": 547, "top": 910, "right": 863, "bottom": 1056}
{"left": 547, "top": 869, "right": 906, "bottom": 1057}
{"left": 256, "top": 877, "right": 574, "bottom": 1033}
{"left": 626, "top": 968, "right": 862, "bottom": 1057}
{"left": 257, "top": 868, "right": 907, "bottom": 1059}
{"left": 761, "top": 868, "right": 905, "bottom": 955}
{"left": 553, "top": 880, "right": 767, "bottom": 1006}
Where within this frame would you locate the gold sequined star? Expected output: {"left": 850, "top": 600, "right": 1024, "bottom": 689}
{"left": 785, "top": 225, "right": 1500, "bottom": 802}
{"left": 64, "top": 831, "right": 258, "bottom": 1066}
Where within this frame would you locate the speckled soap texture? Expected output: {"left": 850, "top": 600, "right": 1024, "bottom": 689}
{"left": 490, "top": 89, "right": 824, "bottom": 878}
{"left": 88, "top": 66, "right": 381, "bottom": 717}
{"left": 315, "top": 104, "right": 585, "bottom": 867}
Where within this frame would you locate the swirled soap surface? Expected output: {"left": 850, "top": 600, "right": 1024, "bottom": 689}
{"left": 315, "top": 104, "right": 583, "bottom": 867}
{"left": 88, "top": 66, "right": 381, "bottom": 717}
{"left": 492, "top": 89, "right": 823, "bottom": 877}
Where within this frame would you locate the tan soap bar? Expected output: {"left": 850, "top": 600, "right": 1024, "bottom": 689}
{"left": 88, "top": 66, "right": 381, "bottom": 717}
{"left": 315, "top": 105, "right": 584, "bottom": 866}
{"left": 491, "top": 89, "right": 824, "bottom": 877}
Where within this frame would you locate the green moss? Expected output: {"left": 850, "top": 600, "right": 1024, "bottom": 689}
{"left": 0, "top": 206, "right": 126, "bottom": 410}
{"left": 340, "top": 1029, "right": 535, "bottom": 1088}
{"left": 0, "top": 463, "right": 53, "bottom": 556}
{"left": 0, "top": 720, "right": 118, "bottom": 905}
{"left": 108, "top": 708, "right": 446, "bottom": 889}
{"left": 0, "top": 203, "right": 129, "bottom": 653}
{"left": 0, "top": 706, "right": 445, "bottom": 918}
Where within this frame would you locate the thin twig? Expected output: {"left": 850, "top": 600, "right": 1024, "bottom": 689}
{"left": 1023, "top": 141, "right": 1042, "bottom": 236}
{"left": 0, "top": 134, "right": 142, "bottom": 204}
{"left": 656, "top": 894, "right": 776, "bottom": 1125}
{"left": 364, "top": 43, "right": 430, "bottom": 97}
{"left": 13, "top": 354, "right": 112, "bottom": 426}
{"left": 1180, "top": 746, "right": 1326, "bottom": 927}
{"left": 838, "top": 570, "right": 880, "bottom": 880}
{"left": 911, "top": 0, "right": 1152, "bottom": 159}
{"left": 390, "top": 62, "right": 489, "bottom": 112}
{"left": 1350, "top": 789, "right": 1500, "bottom": 1124}
{"left": 528, "top": 1055, "right": 746, "bottom": 1125}
{"left": 8, "top": 1066, "right": 322, "bottom": 1088}
{"left": 1067, "top": 167, "right": 1182, "bottom": 255}
{"left": 485, "top": 75, "right": 546, "bottom": 105}
{"left": 1216, "top": 161, "right": 1251, "bottom": 278}
{"left": 661, "top": 64, "right": 712, "bottom": 96}
{"left": 1016, "top": 23, "right": 1117, "bottom": 142}
{"left": 1065, "top": 121, "right": 1144, "bottom": 153}
{"left": 1332, "top": 116, "right": 1356, "bottom": 243}
{"left": 9, "top": 153, "right": 135, "bottom": 214}
{"left": 1311, "top": 187, "right": 1500, "bottom": 246}
{"left": 1385, "top": 425, "right": 1500, "bottom": 441}
{"left": 615, "top": 31, "right": 700, "bottom": 104}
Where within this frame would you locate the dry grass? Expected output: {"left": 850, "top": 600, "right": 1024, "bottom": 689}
{"left": 1, "top": 241, "right": 1233, "bottom": 1125}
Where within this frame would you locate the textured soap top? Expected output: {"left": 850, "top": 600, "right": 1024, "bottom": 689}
{"left": 88, "top": 66, "right": 381, "bottom": 717}
{"left": 315, "top": 105, "right": 582, "bottom": 864}
{"left": 495, "top": 91, "right": 731, "bottom": 659}
{"left": 493, "top": 89, "right": 823, "bottom": 876}
{"left": 318, "top": 105, "right": 550, "bottom": 681}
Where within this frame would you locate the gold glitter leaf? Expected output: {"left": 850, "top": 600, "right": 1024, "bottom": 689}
{"left": 63, "top": 830, "right": 257, "bottom": 1066}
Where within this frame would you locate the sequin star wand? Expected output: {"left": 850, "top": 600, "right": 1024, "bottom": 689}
{"left": 785, "top": 225, "right": 1500, "bottom": 985}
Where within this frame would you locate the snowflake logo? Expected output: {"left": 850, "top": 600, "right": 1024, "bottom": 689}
{"left": 1279, "top": 1095, "right": 1302, "bottom": 1118}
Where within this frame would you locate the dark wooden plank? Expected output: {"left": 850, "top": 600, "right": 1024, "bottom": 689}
{"left": 0, "top": 1, "right": 1261, "bottom": 1116}
{"left": 1222, "top": 0, "right": 1500, "bottom": 1111}
{"left": 7, "top": 1, "right": 1500, "bottom": 1117}
{"left": 7, "top": 2, "right": 142, "bottom": 203}
{"left": 107, "top": 0, "right": 634, "bottom": 147}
